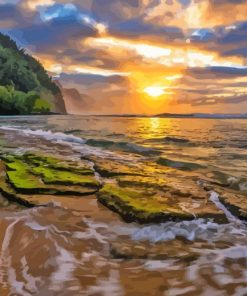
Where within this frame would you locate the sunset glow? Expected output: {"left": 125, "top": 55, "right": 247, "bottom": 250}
{"left": 144, "top": 86, "right": 165, "bottom": 97}
{"left": 4, "top": 0, "right": 247, "bottom": 114}
{"left": 1, "top": 2, "right": 247, "bottom": 294}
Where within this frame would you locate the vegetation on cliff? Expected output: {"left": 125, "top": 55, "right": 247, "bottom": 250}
{"left": 0, "top": 33, "right": 66, "bottom": 115}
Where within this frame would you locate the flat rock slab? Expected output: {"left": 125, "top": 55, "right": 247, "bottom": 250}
{"left": 110, "top": 240, "right": 200, "bottom": 261}
{"left": 88, "top": 156, "right": 227, "bottom": 223}
{"left": 97, "top": 181, "right": 226, "bottom": 224}
{"left": 0, "top": 153, "right": 100, "bottom": 207}
{"left": 1, "top": 152, "right": 245, "bottom": 224}
{"left": 89, "top": 157, "right": 146, "bottom": 177}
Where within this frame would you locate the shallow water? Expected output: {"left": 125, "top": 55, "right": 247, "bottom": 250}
{"left": 0, "top": 115, "right": 247, "bottom": 295}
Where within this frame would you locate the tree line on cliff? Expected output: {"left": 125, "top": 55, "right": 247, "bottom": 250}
{"left": 0, "top": 33, "right": 66, "bottom": 115}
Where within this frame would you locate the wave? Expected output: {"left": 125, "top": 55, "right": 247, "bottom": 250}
{"left": 132, "top": 191, "right": 243, "bottom": 243}
{"left": 0, "top": 126, "right": 157, "bottom": 156}
{"left": 64, "top": 129, "right": 83, "bottom": 134}
{"left": 162, "top": 136, "right": 191, "bottom": 144}
{"left": 0, "top": 126, "right": 139, "bottom": 161}
{"left": 86, "top": 138, "right": 160, "bottom": 155}
{"left": 157, "top": 157, "right": 204, "bottom": 170}
{"left": 145, "top": 136, "right": 192, "bottom": 145}
{"left": 132, "top": 218, "right": 246, "bottom": 243}
{"left": 206, "top": 170, "right": 247, "bottom": 193}
{"left": 209, "top": 191, "right": 241, "bottom": 224}
{"left": 0, "top": 126, "right": 87, "bottom": 145}
{"left": 0, "top": 206, "right": 112, "bottom": 294}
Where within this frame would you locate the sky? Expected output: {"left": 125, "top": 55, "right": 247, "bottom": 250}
{"left": 1, "top": 0, "right": 247, "bottom": 114}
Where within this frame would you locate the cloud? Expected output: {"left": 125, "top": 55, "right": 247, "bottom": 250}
{"left": 187, "top": 66, "right": 247, "bottom": 78}
{"left": 6, "top": 4, "right": 98, "bottom": 52}
{"left": 0, "top": 3, "right": 26, "bottom": 28}
{"left": 1, "top": 0, "right": 247, "bottom": 113}
{"left": 24, "top": 0, "right": 55, "bottom": 11}
{"left": 110, "top": 18, "right": 184, "bottom": 42}
{"left": 58, "top": 72, "right": 133, "bottom": 114}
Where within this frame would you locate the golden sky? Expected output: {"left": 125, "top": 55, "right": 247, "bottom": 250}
{"left": 2, "top": 0, "right": 247, "bottom": 114}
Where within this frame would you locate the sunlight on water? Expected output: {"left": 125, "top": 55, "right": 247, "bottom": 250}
{"left": 0, "top": 115, "right": 246, "bottom": 295}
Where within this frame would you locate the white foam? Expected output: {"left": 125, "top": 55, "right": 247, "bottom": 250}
{"left": 49, "top": 244, "right": 79, "bottom": 292}
{"left": 132, "top": 219, "right": 220, "bottom": 243}
{"left": 209, "top": 191, "right": 241, "bottom": 224}
{"left": 85, "top": 269, "right": 124, "bottom": 296}
{"left": 0, "top": 126, "right": 86, "bottom": 145}
{"left": 239, "top": 182, "right": 247, "bottom": 192}
{"left": 25, "top": 221, "right": 49, "bottom": 231}
{"left": 132, "top": 210, "right": 247, "bottom": 243}
{"left": 0, "top": 125, "right": 137, "bottom": 161}
{"left": 20, "top": 256, "right": 41, "bottom": 294}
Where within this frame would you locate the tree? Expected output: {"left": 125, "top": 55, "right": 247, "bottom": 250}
{"left": 0, "top": 32, "right": 66, "bottom": 114}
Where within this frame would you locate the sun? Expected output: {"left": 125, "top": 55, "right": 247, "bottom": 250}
{"left": 144, "top": 86, "right": 165, "bottom": 97}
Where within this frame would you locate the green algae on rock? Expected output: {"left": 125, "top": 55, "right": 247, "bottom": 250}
{"left": 4, "top": 156, "right": 45, "bottom": 192}
{"left": 32, "top": 166, "right": 98, "bottom": 187}
{"left": 26, "top": 154, "right": 94, "bottom": 175}
{"left": 97, "top": 183, "right": 218, "bottom": 223}
{"left": 97, "top": 175, "right": 228, "bottom": 223}
{"left": 0, "top": 153, "right": 100, "bottom": 207}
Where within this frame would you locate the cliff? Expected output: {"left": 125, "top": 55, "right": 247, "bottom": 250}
{"left": 0, "top": 33, "right": 66, "bottom": 115}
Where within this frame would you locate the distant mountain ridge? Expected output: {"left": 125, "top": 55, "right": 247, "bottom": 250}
{"left": 155, "top": 113, "right": 247, "bottom": 118}
{"left": 92, "top": 113, "right": 247, "bottom": 118}
{"left": 0, "top": 33, "right": 66, "bottom": 115}
{"left": 55, "top": 81, "right": 95, "bottom": 114}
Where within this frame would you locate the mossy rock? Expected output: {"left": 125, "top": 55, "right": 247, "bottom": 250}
{"left": 97, "top": 184, "right": 196, "bottom": 223}
{"left": 116, "top": 175, "right": 169, "bottom": 189}
{"left": 0, "top": 153, "right": 100, "bottom": 207}
{"left": 26, "top": 154, "right": 94, "bottom": 175}
{"left": 32, "top": 166, "right": 98, "bottom": 188}
{"left": 97, "top": 182, "right": 227, "bottom": 224}
{"left": 4, "top": 155, "right": 47, "bottom": 192}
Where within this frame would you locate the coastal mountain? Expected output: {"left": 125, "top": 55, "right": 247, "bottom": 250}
{"left": 155, "top": 113, "right": 247, "bottom": 118}
{"left": 55, "top": 81, "right": 94, "bottom": 114}
{"left": 61, "top": 88, "right": 92, "bottom": 114}
{"left": 0, "top": 33, "right": 66, "bottom": 115}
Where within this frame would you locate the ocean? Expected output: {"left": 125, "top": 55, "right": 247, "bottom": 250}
{"left": 0, "top": 115, "right": 246, "bottom": 295}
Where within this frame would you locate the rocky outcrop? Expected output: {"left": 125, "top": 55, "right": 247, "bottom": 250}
{"left": 56, "top": 81, "right": 93, "bottom": 114}
{"left": 0, "top": 152, "right": 246, "bottom": 224}
{"left": 0, "top": 153, "right": 100, "bottom": 207}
